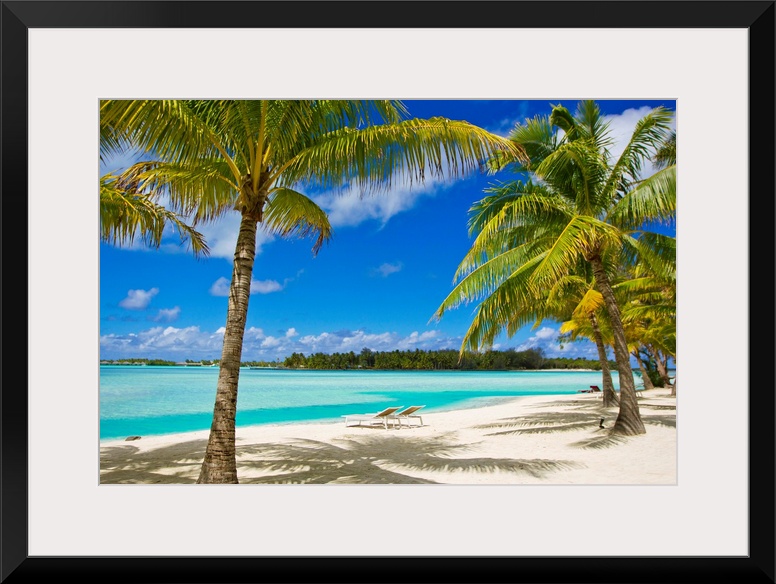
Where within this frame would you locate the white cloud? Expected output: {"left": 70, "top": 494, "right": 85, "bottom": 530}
{"left": 118, "top": 287, "right": 159, "bottom": 310}
{"left": 100, "top": 325, "right": 225, "bottom": 358}
{"left": 372, "top": 261, "right": 403, "bottom": 277}
{"left": 152, "top": 306, "right": 181, "bottom": 322}
{"left": 515, "top": 325, "right": 601, "bottom": 360}
{"left": 209, "top": 277, "right": 230, "bottom": 296}
{"left": 251, "top": 280, "right": 283, "bottom": 294}
{"left": 243, "top": 326, "right": 265, "bottom": 340}
{"left": 209, "top": 276, "right": 284, "bottom": 296}
{"left": 102, "top": 321, "right": 613, "bottom": 362}
{"left": 516, "top": 326, "right": 560, "bottom": 352}
{"left": 534, "top": 327, "right": 556, "bottom": 340}
{"left": 100, "top": 324, "right": 461, "bottom": 361}
{"left": 396, "top": 330, "right": 439, "bottom": 350}
{"left": 295, "top": 328, "right": 452, "bottom": 355}
{"left": 312, "top": 165, "right": 463, "bottom": 229}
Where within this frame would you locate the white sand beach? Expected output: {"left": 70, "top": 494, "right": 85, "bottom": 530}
{"left": 99, "top": 387, "right": 676, "bottom": 485}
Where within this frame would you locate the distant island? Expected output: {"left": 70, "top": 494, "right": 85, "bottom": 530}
{"left": 100, "top": 348, "right": 617, "bottom": 371}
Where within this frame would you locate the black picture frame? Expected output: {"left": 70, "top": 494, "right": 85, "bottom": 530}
{"left": 2, "top": 1, "right": 773, "bottom": 582}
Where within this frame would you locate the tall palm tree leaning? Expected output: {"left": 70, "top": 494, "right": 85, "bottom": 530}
{"left": 100, "top": 100, "right": 522, "bottom": 483}
{"left": 434, "top": 101, "right": 675, "bottom": 435}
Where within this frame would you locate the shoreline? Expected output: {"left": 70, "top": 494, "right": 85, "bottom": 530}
{"left": 100, "top": 388, "right": 676, "bottom": 485}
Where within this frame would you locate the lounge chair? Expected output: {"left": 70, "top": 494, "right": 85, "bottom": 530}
{"left": 342, "top": 406, "right": 403, "bottom": 429}
{"left": 390, "top": 405, "right": 425, "bottom": 428}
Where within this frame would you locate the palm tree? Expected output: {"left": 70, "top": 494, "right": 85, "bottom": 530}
{"left": 433, "top": 101, "right": 675, "bottom": 435}
{"left": 565, "top": 231, "right": 676, "bottom": 400}
{"left": 435, "top": 196, "right": 622, "bottom": 408}
{"left": 100, "top": 99, "right": 522, "bottom": 483}
{"left": 617, "top": 232, "right": 677, "bottom": 394}
{"left": 558, "top": 287, "right": 620, "bottom": 407}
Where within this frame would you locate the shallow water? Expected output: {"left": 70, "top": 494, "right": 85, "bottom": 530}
{"left": 99, "top": 366, "right": 624, "bottom": 439}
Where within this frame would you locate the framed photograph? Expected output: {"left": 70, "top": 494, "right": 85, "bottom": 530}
{"left": 4, "top": 1, "right": 773, "bottom": 582}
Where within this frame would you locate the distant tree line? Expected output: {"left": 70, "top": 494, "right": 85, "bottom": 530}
{"left": 280, "top": 347, "right": 614, "bottom": 371}
{"left": 100, "top": 349, "right": 613, "bottom": 371}
{"left": 100, "top": 358, "right": 219, "bottom": 366}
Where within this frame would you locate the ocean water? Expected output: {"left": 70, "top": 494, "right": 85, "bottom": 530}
{"left": 99, "top": 366, "right": 625, "bottom": 440}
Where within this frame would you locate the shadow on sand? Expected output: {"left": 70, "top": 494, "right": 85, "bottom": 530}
{"left": 100, "top": 432, "right": 582, "bottom": 485}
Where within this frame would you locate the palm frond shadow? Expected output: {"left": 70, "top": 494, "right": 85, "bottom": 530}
{"left": 642, "top": 415, "right": 676, "bottom": 428}
{"left": 570, "top": 434, "right": 629, "bottom": 450}
{"left": 474, "top": 412, "right": 609, "bottom": 436}
{"left": 525, "top": 399, "right": 599, "bottom": 410}
{"left": 640, "top": 404, "right": 677, "bottom": 411}
{"left": 100, "top": 439, "right": 208, "bottom": 484}
{"left": 571, "top": 415, "right": 675, "bottom": 449}
{"left": 234, "top": 433, "right": 582, "bottom": 484}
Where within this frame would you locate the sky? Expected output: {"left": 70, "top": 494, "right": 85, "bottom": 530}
{"left": 99, "top": 99, "right": 676, "bottom": 363}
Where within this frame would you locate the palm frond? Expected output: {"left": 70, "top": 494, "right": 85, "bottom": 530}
{"left": 280, "top": 118, "right": 525, "bottom": 192}
{"left": 653, "top": 130, "right": 677, "bottom": 169}
{"left": 101, "top": 100, "right": 240, "bottom": 178}
{"left": 455, "top": 264, "right": 549, "bottom": 351}
{"left": 534, "top": 139, "right": 609, "bottom": 214}
{"left": 505, "top": 114, "right": 559, "bottom": 170}
{"left": 100, "top": 174, "right": 209, "bottom": 257}
{"left": 621, "top": 233, "right": 676, "bottom": 281}
{"left": 574, "top": 100, "right": 614, "bottom": 153}
{"left": 263, "top": 187, "right": 333, "bottom": 255}
{"left": 116, "top": 159, "right": 239, "bottom": 224}
{"left": 435, "top": 248, "right": 547, "bottom": 318}
{"left": 607, "top": 165, "right": 676, "bottom": 230}
{"left": 528, "top": 215, "right": 620, "bottom": 289}
{"left": 604, "top": 107, "right": 675, "bottom": 196}
{"left": 467, "top": 179, "right": 556, "bottom": 237}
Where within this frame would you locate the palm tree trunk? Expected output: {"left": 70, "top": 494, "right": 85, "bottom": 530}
{"left": 198, "top": 214, "right": 258, "bottom": 484}
{"left": 649, "top": 345, "right": 671, "bottom": 387}
{"left": 589, "top": 255, "right": 645, "bottom": 435}
{"left": 589, "top": 313, "right": 618, "bottom": 407}
{"left": 632, "top": 350, "right": 655, "bottom": 390}
{"left": 671, "top": 375, "right": 677, "bottom": 397}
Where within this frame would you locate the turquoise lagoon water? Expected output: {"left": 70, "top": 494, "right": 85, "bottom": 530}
{"left": 99, "top": 366, "right": 625, "bottom": 440}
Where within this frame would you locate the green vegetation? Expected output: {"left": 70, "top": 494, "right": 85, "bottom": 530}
{"left": 100, "top": 358, "right": 179, "bottom": 366}
{"left": 281, "top": 347, "right": 611, "bottom": 371}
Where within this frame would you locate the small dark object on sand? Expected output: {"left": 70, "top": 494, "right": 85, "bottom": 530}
{"left": 599, "top": 418, "right": 605, "bottom": 429}
{"left": 125, "top": 435, "right": 142, "bottom": 441}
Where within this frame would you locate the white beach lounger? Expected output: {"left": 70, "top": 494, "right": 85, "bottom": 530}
{"left": 342, "top": 406, "right": 403, "bottom": 429}
{"left": 389, "top": 405, "right": 425, "bottom": 428}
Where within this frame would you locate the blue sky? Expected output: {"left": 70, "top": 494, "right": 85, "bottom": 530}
{"left": 99, "top": 99, "right": 676, "bottom": 363}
